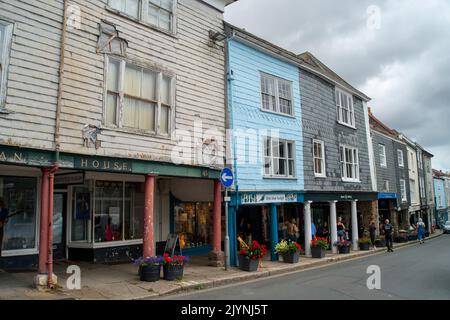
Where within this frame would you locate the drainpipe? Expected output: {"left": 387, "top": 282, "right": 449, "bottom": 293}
{"left": 54, "top": 0, "right": 69, "bottom": 163}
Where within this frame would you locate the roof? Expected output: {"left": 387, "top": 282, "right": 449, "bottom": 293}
{"left": 368, "top": 107, "right": 398, "bottom": 138}
{"left": 224, "top": 22, "right": 371, "bottom": 102}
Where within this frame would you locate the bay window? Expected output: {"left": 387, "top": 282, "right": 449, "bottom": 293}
{"left": 339, "top": 145, "right": 360, "bottom": 182}
{"left": 109, "top": 0, "right": 175, "bottom": 33}
{"left": 335, "top": 88, "right": 355, "bottom": 128}
{"left": 106, "top": 57, "right": 174, "bottom": 135}
{"left": 264, "top": 137, "right": 295, "bottom": 178}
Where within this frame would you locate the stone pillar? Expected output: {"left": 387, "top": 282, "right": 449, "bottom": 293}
{"left": 303, "top": 201, "right": 312, "bottom": 256}
{"left": 351, "top": 200, "right": 359, "bottom": 250}
{"left": 143, "top": 174, "right": 155, "bottom": 257}
{"left": 329, "top": 201, "right": 338, "bottom": 254}
{"left": 270, "top": 204, "right": 278, "bottom": 261}
{"left": 209, "top": 180, "right": 224, "bottom": 267}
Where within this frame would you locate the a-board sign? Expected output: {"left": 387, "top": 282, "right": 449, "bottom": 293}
{"left": 164, "top": 234, "right": 182, "bottom": 256}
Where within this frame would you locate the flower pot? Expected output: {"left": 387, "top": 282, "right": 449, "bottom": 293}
{"left": 338, "top": 246, "right": 350, "bottom": 254}
{"left": 139, "top": 264, "right": 161, "bottom": 282}
{"left": 311, "top": 247, "right": 325, "bottom": 259}
{"left": 163, "top": 264, "right": 184, "bottom": 281}
{"left": 359, "top": 243, "right": 370, "bottom": 251}
{"left": 238, "top": 255, "right": 259, "bottom": 272}
{"left": 282, "top": 252, "right": 300, "bottom": 264}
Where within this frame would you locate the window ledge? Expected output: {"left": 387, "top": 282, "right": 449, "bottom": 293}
{"left": 105, "top": 6, "right": 178, "bottom": 39}
{"left": 263, "top": 176, "right": 297, "bottom": 180}
{"left": 100, "top": 125, "right": 172, "bottom": 140}
{"left": 260, "top": 107, "right": 296, "bottom": 119}
{"left": 341, "top": 178, "right": 361, "bottom": 183}
{"left": 314, "top": 174, "right": 327, "bottom": 179}
{"left": 337, "top": 120, "right": 356, "bottom": 130}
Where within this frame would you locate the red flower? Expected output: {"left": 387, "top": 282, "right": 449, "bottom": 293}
{"left": 165, "top": 257, "right": 173, "bottom": 263}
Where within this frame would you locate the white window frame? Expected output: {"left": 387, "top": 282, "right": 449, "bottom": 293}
{"left": 107, "top": 0, "right": 177, "bottom": 34}
{"left": 400, "top": 179, "right": 407, "bottom": 202}
{"left": 383, "top": 180, "right": 390, "bottom": 192}
{"left": 410, "top": 179, "right": 416, "bottom": 201}
{"left": 339, "top": 144, "right": 360, "bottom": 182}
{"left": 260, "top": 72, "right": 294, "bottom": 117}
{"left": 397, "top": 149, "right": 404, "bottom": 167}
{"left": 263, "top": 137, "right": 296, "bottom": 178}
{"left": 379, "top": 144, "right": 387, "bottom": 168}
{"left": 335, "top": 87, "right": 356, "bottom": 128}
{"left": 0, "top": 21, "right": 13, "bottom": 109}
{"left": 313, "top": 139, "right": 326, "bottom": 178}
{"left": 103, "top": 56, "right": 175, "bottom": 136}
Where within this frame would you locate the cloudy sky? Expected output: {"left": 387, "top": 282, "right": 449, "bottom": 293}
{"left": 225, "top": 0, "right": 450, "bottom": 171}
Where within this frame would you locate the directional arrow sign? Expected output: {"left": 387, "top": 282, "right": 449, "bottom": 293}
{"left": 220, "top": 167, "right": 234, "bottom": 188}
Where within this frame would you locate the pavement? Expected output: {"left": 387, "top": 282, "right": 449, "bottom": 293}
{"left": 0, "top": 231, "right": 443, "bottom": 300}
{"left": 166, "top": 231, "right": 450, "bottom": 300}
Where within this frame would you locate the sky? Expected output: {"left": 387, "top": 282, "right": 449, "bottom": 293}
{"left": 224, "top": 0, "right": 450, "bottom": 172}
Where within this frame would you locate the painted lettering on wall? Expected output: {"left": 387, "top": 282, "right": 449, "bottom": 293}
{"left": 0, "top": 151, "right": 26, "bottom": 164}
{"left": 75, "top": 158, "right": 132, "bottom": 172}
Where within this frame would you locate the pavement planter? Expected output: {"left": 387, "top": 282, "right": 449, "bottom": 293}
{"left": 238, "top": 256, "right": 259, "bottom": 272}
{"left": 140, "top": 265, "right": 161, "bottom": 282}
{"left": 282, "top": 252, "right": 300, "bottom": 264}
{"left": 163, "top": 265, "right": 184, "bottom": 281}
{"left": 311, "top": 247, "right": 326, "bottom": 258}
{"left": 338, "top": 246, "right": 351, "bottom": 254}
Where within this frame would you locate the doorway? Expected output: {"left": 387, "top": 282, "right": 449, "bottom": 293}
{"left": 53, "top": 192, "right": 67, "bottom": 260}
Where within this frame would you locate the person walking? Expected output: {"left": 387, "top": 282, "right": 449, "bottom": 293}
{"left": 0, "top": 198, "right": 9, "bottom": 257}
{"left": 369, "top": 220, "right": 377, "bottom": 250}
{"left": 383, "top": 219, "right": 394, "bottom": 252}
{"left": 417, "top": 218, "right": 426, "bottom": 244}
{"left": 311, "top": 221, "right": 317, "bottom": 240}
{"left": 337, "top": 217, "right": 346, "bottom": 241}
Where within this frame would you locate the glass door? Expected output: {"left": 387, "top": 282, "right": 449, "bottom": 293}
{"left": 53, "top": 192, "right": 67, "bottom": 260}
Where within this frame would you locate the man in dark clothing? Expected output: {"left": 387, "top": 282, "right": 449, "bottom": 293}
{"left": 0, "top": 198, "right": 9, "bottom": 257}
{"left": 383, "top": 219, "right": 394, "bottom": 252}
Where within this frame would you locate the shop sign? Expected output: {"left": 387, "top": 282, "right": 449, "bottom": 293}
{"left": 55, "top": 172, "right": 84, "bottom": 186}
{"left": 241, "top": 193, "right": 297, "bottom": 205}
{"left": 377, "top": 192, "right": 397, "bottom": 200}
{"left": 340, "top": 194, "right": 353, "bottom": 200}
{"left": 74, "top": 157, "right": 132, "bottom": 172}
{"left": 0, "top": 150, "right": 27, "bottom": 164}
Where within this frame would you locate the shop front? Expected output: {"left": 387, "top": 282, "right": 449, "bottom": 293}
{"left": 228, "top": 192, "right": 304, "bottom": 266}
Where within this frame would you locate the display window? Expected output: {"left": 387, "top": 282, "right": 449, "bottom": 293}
{"left": 0, "top": 176, "right": 38, "bottom": 252}
{"left": 174, "top": 202, "right": 212, "bottom": 249}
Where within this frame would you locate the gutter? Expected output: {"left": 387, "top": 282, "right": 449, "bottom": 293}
{"left": 54, "top": 0, "right": 69, "bottom": 163}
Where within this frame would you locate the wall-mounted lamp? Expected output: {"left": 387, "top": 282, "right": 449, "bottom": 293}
{"left": 209, "top": 30, "right": 227, "bottom": 43}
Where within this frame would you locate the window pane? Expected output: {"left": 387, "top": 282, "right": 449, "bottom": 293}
{"left": 125, "top": 182, "right": 144, "bottom": 240}
{"left": 264, "top": 138, "right": 270, "bottom": 157}
{"left": 278, "top": 159, "right": 286, "bottom": 176}
{"left": 123, "top": 96, "right": 137, "bottom": 128}
{"left": 125, "top": 0, "right": 139, "bottom": 18}
{"left": 287, "top": 143, "right": 294, "bottom": 159}
{"left": 161, "top": 75, "right": 171, "bottom": 105}
{"left": 0, "top": 25, "right": 5, "bottom": 62}
{"left": 142, "top": 69, "right": 157, "bottom": 101}
{"left": 106, "top": 93, "right": 117, "bottom": 125}
{"left": 161, "top": 0, "right": 173, "bottom": 11}
{"left": 272, "top": 140, "right": 279, "bottom": 157}
{"left": 288, "top": 160, "right": 295, "bottom": 176}
{"left": 107, "top": 60, "right": 120, "bottom": 91}
{"left": 124, "top": 65, "right": 141, "bottom": 97}
{"left": 264, "top": 157, "right": 271, "bottom": 175}
{"left": 110, "top": 0, "right": 123, "bottom": 11}
{"left": 279, "top": 141, "right": 286, "bottom": 158}
{"left": 94, "top": 181, "right": 123, "bottom": 242}
{"left": 160, "top": 105, "right": 169, "bottom": 134}
{"left": 137, "top": 100, "right": 155, "bottom": 131}
{"left": 1, "top": 177, "right": 37, "bottom": 251}
{"left": 148, "top": 3, "right": 159, "bottom": 26}
{"left": 159, "top": 10, "right": 171, "bottom": 31}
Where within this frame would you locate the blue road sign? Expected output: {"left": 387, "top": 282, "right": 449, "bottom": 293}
{"left": 220, "top": 168, "right": 234, "bottom": 188}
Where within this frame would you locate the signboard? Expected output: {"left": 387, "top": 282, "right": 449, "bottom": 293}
{"left": 164, "top": 233, "right": 182, "bottom": 256}
{"left": 74, "top": 157, "right": 132, "bottom": 172}
{"left": 220, "top": 168, "right": 234, "bottom": 188}
{"left": 241, "top": 193, "right": 297, "bottom": 205}
{"left": 55, "top": 172, "right": 84, "bottom": 186}
{"left": 377, "top": 192, "right": 397, "bottom": 200}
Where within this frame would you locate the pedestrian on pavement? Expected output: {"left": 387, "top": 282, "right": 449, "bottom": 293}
{"left": 0, "top": 198, "right": 9, "bottom": 257}
{"left": 417, "top": 218, "right": 426, "bottom": 244}
{"left": 383, "top": 219, "right": 394, "bottom": 252}
{"left": 311, "top": 221, "right": 317, "bottom": 239}
{"left": 337, "top": 217, "right": 346, "bottom": 241}
{"left": 369, "top": 220, "right": 377, "bottom": 249}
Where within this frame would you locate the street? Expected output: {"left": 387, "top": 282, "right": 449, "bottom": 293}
{"left": 164, "top": 235, "right": 450, "bottom": 300}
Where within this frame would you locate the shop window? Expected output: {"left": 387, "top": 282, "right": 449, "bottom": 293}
{"left": 174, "top": 202, "right": 212, "bottom": 248}
{"left": 72, "top": 184, "right": 92, "bottom": 242}
{"left": 1, "top": 177, "right": 37, "bottom": 252}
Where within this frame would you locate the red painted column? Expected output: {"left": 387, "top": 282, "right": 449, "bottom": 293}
{"left": 213, "top": 180, "right": 222, "bottom": 252}
{"left": 38, "top": 168, "right": 50, "bottom": 274}
{"left": 143, "top": 174, "right": 155, "bottom": 257}
{"left": 47, "top": 168, "right": 57, "bottom": 288}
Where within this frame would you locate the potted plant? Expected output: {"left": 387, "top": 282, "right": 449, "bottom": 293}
{"left": 162, "top": 253, "right": 189, "bottom": 281}
{"left": 335, "top": 240, "right": 352, "bottom": 254}
{"left": 275, "top": 240, "right": 303, "bottom": 264}
{"left": 134, "top": 256, "right": 163, "bottom": 282}
{"left": 358, "top": 238, "right": 371, "bottom": 251}
{"left": 238, "top": 240, "right": 268, "bottom": 272}
{"left": 310, "top": 237, "right": 328, "bottom": 258}
{"left": 375, "top": 236, "right": 386, "bottom": 247}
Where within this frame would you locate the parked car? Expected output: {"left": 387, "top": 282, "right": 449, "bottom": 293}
{"left": 443, "top": 221, "right": 450, "bottom": 234}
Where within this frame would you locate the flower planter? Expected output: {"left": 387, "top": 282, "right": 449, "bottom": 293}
{"left": 282, "top": 252, "right": 300, "bottom": 264}
{"left": 163, "top": 264, "right": 184, "bottom": 281}
{"left": 238, "top": 255, "right": 259, "bottom": 272}
{"left": 359, "top": 243, "right": 370, "bottom": 251}
{"left": 139, "top": 264, "right": 161, "bottom": 282}
{"left": 311, "top": 247, "right": 325, "bottom": 259}
{"left": 338, "top": 246, "right": 350, "bottom": 254}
